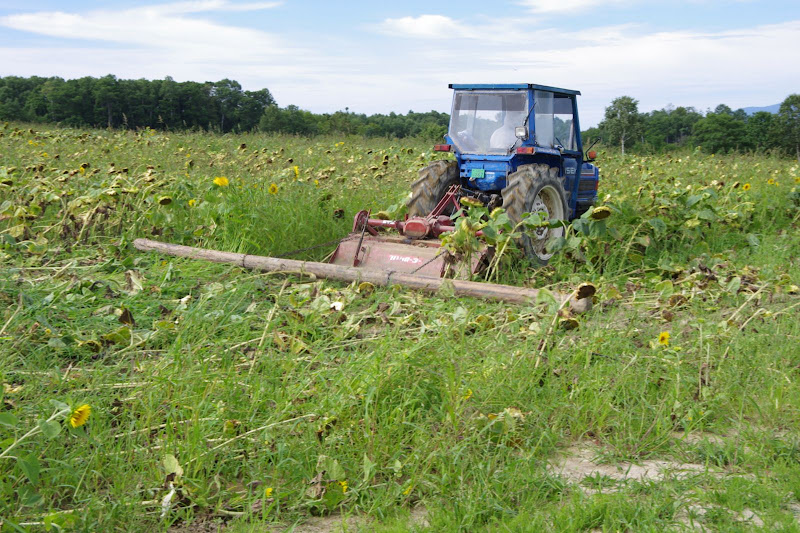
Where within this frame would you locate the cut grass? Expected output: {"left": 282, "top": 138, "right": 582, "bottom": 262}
{"left": 1, "top": 123, "right": 799, "bottom": 530}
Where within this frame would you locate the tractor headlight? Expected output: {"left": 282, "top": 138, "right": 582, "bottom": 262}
{"left": 515, "top": 126, "right": 527, "bottom": 140}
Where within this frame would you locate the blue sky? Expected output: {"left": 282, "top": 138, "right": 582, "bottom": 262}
{"left": 1, "top": 0, "right": 798, "bottom": 126}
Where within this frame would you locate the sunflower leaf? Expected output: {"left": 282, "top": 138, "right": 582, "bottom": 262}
{"left": 38, "top": 419, "right": 62, "bottom": 439}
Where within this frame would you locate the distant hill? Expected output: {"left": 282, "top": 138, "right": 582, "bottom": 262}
{"left": 742, "top": 104, "right": 780, "bottom": 115}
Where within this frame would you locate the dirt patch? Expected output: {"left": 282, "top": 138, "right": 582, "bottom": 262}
{"left": 549, "top": 443, "right": 712, "bottom": 487}
{"left": 275, "top": 505, "right": 428, "bottom": 532}
{"left": 676, "top": 504, "right": 765, "bottom": 529}
{"left": 672, "top": 431, "right": 729, "bottom": 445}
{"left": 790, "top": 503, "right": 800, "bottom": 521}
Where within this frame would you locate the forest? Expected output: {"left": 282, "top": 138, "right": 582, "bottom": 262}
{"left": 0, "top": 75, "right": 449, "bottom": 139}
{"left": 586, "top": 95, "right": 800, "bottom": 158}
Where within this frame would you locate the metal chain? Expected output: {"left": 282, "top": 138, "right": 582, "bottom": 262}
{"left": 410, "top": 248, "right": 445, "bottom": 274}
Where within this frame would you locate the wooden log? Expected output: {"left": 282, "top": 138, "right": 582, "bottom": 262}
{"left": 133, "top": 238, "right": 592, "bottom": 312}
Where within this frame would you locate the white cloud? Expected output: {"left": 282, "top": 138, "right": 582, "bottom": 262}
{"left": 151, "top": 1, "right": 283, "bottom": 14}
{"left": 367, "top": 17, "right": 800, "bottom": 125}
{"left": 0, "top": 2, "right": 283, "bottom": 53}
{"left": 518, "top": 0, "right": 628, "bottom": 14}
{"left": 377, "top": 14, "right": 469, "bottom": 39}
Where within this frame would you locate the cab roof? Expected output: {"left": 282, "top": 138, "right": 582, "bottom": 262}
{"left": 448, "top": 83, "right": 580, "bottom": 96}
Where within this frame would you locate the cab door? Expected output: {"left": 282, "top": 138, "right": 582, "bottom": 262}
{"left": 553, "top": 94, "right": 583, "bottom": 218}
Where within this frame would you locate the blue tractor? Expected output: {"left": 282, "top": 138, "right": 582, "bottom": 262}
{"left": 407, "top": 84, "right": 600, "bottom": 265}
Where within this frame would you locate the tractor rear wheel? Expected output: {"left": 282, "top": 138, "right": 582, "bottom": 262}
{"left": 406, "top": 160, "right": 459, "bottom": 217}
{"left": 502, "top": 164, "right": 568, "bottom": 266}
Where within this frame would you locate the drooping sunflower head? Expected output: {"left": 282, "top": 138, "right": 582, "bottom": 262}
{"left": 459, "top": 196, "right": 483, "bottom": 208}
{"left": 69, "top": 404, "right": 91, "bottom": 428}
{"left": 589, "top": 206, "right": 611, "bottom": 220}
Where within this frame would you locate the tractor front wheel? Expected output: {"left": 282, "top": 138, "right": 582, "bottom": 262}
{"left": 406, "top": 160, "right": 459, "bottom": 217}
{"left": 502, "top": 164, "right": 568, "bottom": 266}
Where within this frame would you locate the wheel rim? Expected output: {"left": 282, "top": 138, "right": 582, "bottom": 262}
{"left": 529, "top": 185, "right": 565, "bottom": 261}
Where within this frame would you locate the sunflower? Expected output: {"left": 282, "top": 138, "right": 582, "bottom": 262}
{"left": 658, "top": 331, "right": 670, "bottom": 347}
{"left": 69, "top": 404, "right": 91, "bottom": 428}
{"left": 268, "top": 183, "right": 279, "bottom": 195}
{"left": 767, "top": 178, "right": 776, "bottom": 185}
{"left": 742, "top": 183, "right": 751, "bottom": 191}
{"left": 213, "top": 176, "right": 229, "bottom": 187}
{"left": 590, "top": 206, "right": 611, "bottom": 220}
{"left": 460, "top": 196, "right": 483, "bottom": 208}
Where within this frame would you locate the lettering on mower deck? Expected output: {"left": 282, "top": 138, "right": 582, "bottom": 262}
{"left": 388, "top": 254, "right": 423, "bottom": 264}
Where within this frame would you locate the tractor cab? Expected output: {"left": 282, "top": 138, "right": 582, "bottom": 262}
{"left": 436, "top": 84, "right": 598, "bottom": 220}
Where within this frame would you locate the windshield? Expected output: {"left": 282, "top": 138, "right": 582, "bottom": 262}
{"left": 449, "top": 91, "right": 528, "bottom": 154}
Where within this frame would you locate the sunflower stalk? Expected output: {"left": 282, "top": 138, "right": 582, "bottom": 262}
{"left": 0, "top": 407, "right": 71, "bottom": 460}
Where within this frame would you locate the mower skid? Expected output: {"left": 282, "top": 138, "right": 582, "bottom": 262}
{"left": 330, "top": 234, "right": 487, "bottom": 279}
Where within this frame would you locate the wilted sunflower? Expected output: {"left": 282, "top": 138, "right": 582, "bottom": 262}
{"left": 268, "top": 183, "right": 279, "bottom": 195}
{"left": 590, "top": 206, "right": 611, "bottom": 220}
{"left": 742, "top": 183, "right": 751, "bottom": 191}
{"left": 213, "top": 176, "right": 229, "bottom": 187}
{"left": 460, "top": 196, "right": 483, "bottom": 208}
{"left": 658, "top": 331, "right": 670, "bottom": 347}
{"left": 69, "top": 404, "right": 91, "bottom": 428}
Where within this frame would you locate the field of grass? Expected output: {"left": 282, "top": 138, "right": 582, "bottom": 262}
{"left": 1, "top": 122, "right": 799, "bottom": 531}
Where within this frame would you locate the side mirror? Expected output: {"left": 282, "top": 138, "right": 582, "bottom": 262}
{"left": 584, "top": 138, "right": 599, "bottom": 161}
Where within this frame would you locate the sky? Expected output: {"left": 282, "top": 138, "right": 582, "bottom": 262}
{"left": 0, "top": 0, "right": 799, "bottom": 126}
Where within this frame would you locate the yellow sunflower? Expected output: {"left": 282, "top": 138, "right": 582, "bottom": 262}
{"left": 69, "top": 404, "right": 91, "bottom": 428}
{"left": 658, "top": 331, "right": 670, "bottom": 347}
{"left": 268, "top": 183, "right": 279, "bottom": 195}
{"left": 213, "top": 176, "right": 229, "bottom": 187}
{"left": 742, "top": 183, "right": 751, "bottom": 191}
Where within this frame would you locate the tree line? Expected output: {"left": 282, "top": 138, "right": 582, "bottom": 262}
{"left": 1, "top": 75, "right": 797, "bottom": 158}
{"left": 0, "top": 75, "right": 448, "bottom": 139}
{"left": 0, "top": 75, "right": 274, "bottom": 132}
{"left": 586, "top": 94, "right": 800, "bottom": 160}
